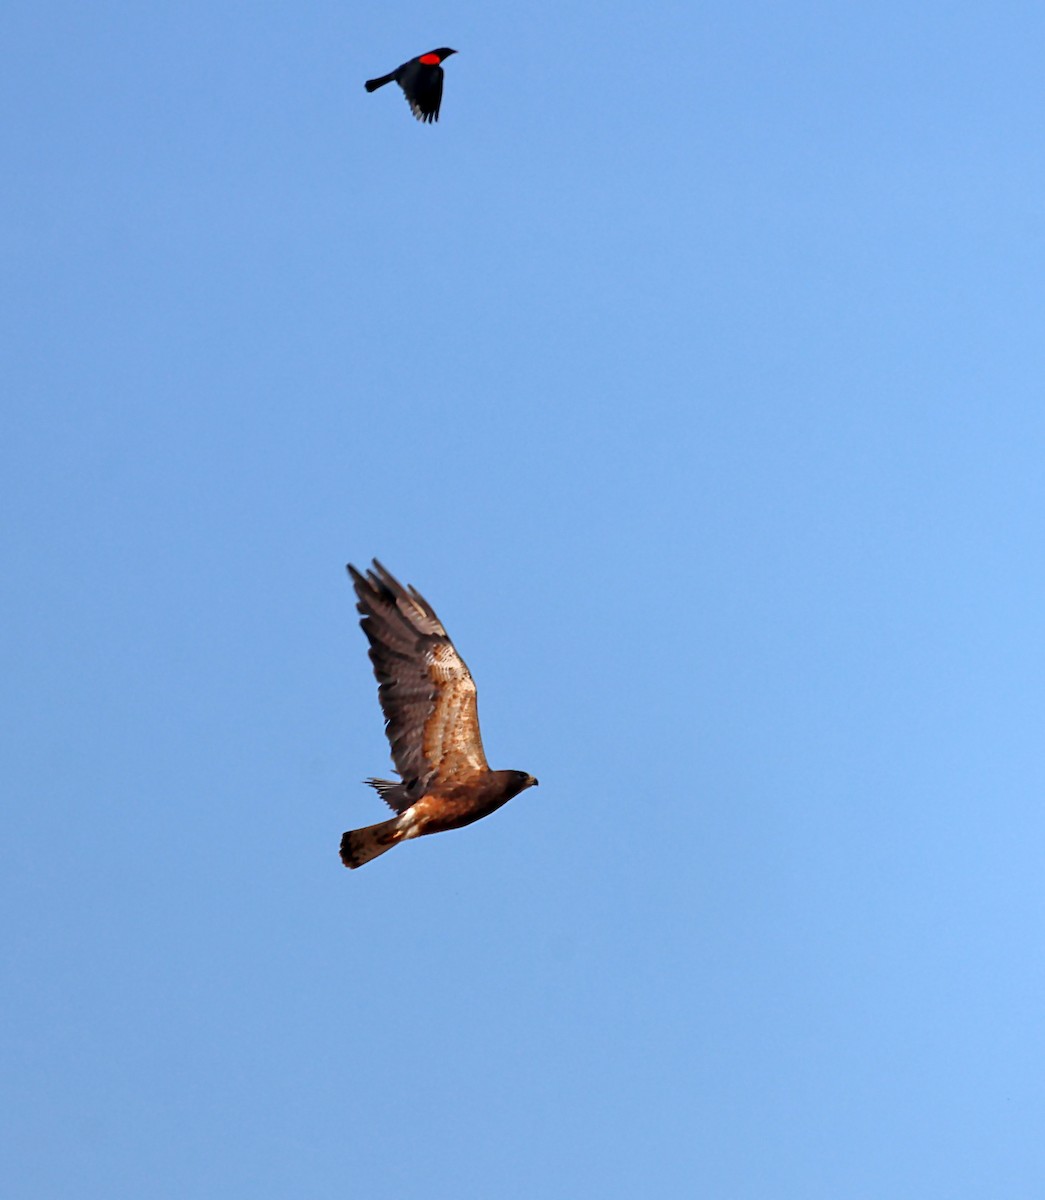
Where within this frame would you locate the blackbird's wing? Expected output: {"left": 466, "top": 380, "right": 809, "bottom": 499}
{"left": 400, "top": 61, "right": 444, "bottom": 123}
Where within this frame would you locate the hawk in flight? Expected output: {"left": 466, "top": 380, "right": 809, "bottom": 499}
{"left": 341, "top": 561, "right": 538, "bottom": 869}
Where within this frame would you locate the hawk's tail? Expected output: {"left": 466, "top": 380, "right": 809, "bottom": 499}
{"left": 340, "top": 816, "right": 400, "bottom": 869}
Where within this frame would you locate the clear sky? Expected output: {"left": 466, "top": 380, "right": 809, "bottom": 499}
{"left": 5, "top": 1, "right": 1045, "bottom": 1196}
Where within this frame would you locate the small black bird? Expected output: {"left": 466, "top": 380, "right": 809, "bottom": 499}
{"left": 365, "top": 48, "right": 457, "bottom": 124}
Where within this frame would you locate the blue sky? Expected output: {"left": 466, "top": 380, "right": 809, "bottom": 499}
{"left": 5, "top": 1, "right": 1045, "bottom": 1195}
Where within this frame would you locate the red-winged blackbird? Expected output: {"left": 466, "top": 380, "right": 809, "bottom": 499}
{"left": 364, "top": 48, "right": 457, "bottom": 124}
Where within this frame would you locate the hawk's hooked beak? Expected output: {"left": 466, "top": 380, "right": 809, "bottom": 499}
{"left": 529, "top": 776, "right": 539, "bottom": 787}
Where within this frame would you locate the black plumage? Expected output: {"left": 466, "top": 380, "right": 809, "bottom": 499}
{"left": 365, "top": 48, "right": 457, "bottom": 124}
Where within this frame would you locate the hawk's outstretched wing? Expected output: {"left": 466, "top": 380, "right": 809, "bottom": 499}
{"left": 348, "top": 561, "right": 489, "bottom": 810}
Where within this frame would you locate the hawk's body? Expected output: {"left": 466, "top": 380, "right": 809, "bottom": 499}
{"left": 341, "top": 561, "right": 537, "bottom": 868}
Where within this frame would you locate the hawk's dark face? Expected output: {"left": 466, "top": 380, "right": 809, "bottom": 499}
{"left": 510, "top": 771, "right": 539, "bottom": 794}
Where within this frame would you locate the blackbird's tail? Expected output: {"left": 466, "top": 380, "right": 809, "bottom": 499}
{"left": 340, "top": 816, "right": 400, "bottom": 869}
{"left": 365, "top": 73, "right": 396, "bottom": 93}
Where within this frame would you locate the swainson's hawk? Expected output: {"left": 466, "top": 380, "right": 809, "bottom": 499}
{"left": 340, "top": 561, "right": 538, "bottom": 869}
